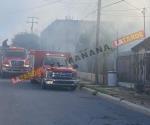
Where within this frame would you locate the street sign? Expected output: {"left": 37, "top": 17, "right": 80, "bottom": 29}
{"left": 112, "top": 31, "right": 145, "bottom": 48}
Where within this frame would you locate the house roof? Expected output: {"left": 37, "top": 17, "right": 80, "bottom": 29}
{"left": 132, "top": 37, "right": 150, "bottom": 52}
{"left": 42, "top": 19, "right": 96, "bottom": 34}
{"left": 41, "top": 19, "right": 115, "bottom": 35}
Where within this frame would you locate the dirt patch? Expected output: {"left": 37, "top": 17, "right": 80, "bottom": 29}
{"left": 85, "top": 85, "right": 150, "bottom": 109}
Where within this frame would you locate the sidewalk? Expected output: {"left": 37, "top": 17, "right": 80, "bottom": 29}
{"left": 82, "top": 84, "right": 150, "bottom": 109}
{"left": 79, "top": 80, "right": 150, "bottom": 116}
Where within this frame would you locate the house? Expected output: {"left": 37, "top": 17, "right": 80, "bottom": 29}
{"left": 132, "top": 37, "right": 150, "bottom": 53}
{"left": 117, "top": 37, "right": 150, "bottom": 84}
{"left": 40, "top": 19, "right": 96, "bottom": 52}
{"left": 40, "top": 19, "right": 116, "bottom": 51}
{"left": 132, "top": 37, "right": 150, "bottom": 83}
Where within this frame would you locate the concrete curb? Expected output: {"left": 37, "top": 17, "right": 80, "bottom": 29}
{"left": 83, "top": 87, "right": 150, "bottom": 117}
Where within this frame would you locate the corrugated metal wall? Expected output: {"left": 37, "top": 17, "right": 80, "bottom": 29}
{"left": 118, "top": 53, "right": 150, "bottom": 84}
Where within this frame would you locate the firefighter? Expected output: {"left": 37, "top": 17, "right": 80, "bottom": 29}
{"left": 2, "top": 39, "right": 9, "bottom": 48}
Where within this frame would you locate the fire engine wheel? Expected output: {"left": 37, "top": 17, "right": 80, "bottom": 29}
{"left": 30, "top": 79, "right": 37, "bottom": 84}
{"left": 41, "top": 79, "right": 47, "bottom": 89}
{"left": 69, "top": 86, "right": 77, "bottom": 91}
{"left": 1, "top": 71, "right": 7, "bottom": 78}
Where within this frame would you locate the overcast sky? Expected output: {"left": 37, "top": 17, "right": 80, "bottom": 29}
{"left": 0, "top": 0, "right": 149, "bottom": 43}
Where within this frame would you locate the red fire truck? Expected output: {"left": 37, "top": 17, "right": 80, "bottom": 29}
{"left": 29, "top": 50, "right": 79, "bottom": 90}
{"left": 0, "top": 47, "right": 31, "bottom": 77}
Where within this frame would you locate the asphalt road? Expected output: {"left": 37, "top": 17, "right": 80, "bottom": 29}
{"left": 0, "top": 79, "right": 149, "bottom": 125}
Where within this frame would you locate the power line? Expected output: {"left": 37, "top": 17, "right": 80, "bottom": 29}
{"left": 59, "top": 1, "right": 96, "bottom": 5}
{"left": 83, "top": 10, "right": 97, "bottom": 19}
{"left": 100, "top": 13, "right": 150, "bottom": 17}
{"left": 82, "top": 0, "right": 125, "bottom": 19}
{"left": 83, "top": 6, "right": 150, "bottom": 17}
{"left": 25, "top": 0, "right": 63, "bottom": 12}
{"left": 102, "top": 7, "right": 149, "bottom": 12}
{"left": 123, "top": 0, "right": 141, "bottom": 11}
{"left": 2, "top": 0, "right": 64, "bottom": 16}
{"left": 102, "top": 0, "right": 124, "bottom": 8}
{"left": 122, "top": 0, "right": 146, "bottom": 34}
{"left": 80, "top": 0, "right": 96, "bottom": 17}
{"left": 83, "top": 12, "right": 150, "bottom": 18}
{"left": 27, "top": 17, "right": 38, "bottom": 33}
{"left": 82, "top": 0, "right": 150, "bottom": 19}
{"left": 82, "top": 10, "right": 150, "bottom": 19}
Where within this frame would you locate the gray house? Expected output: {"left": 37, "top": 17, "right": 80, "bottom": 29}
{"left": 40, "top": 19, "right": 96, "bottom": 52}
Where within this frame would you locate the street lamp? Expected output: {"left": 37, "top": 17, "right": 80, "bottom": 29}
{"left": 123, "top": 0, "right": 146, "bottom": 36}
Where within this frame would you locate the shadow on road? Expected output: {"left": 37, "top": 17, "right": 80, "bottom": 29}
{"left": 6, "top": 79, "right": 77, "bottom": 92}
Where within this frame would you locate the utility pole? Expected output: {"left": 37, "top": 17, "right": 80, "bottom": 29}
{"left": 27, "top": 17, "right": 38, "bottom": 33}
{"left": 95, "top": 0, "right": 102, "bottom": 84}
{"left": 141, "top": 8, "right": 146, "bottom": 36}
{"left": 141, "top": 8, "right": 146, "bottom": 84}
{"left": 123, "top": 1, "right": 146, "bottom": 36}
{"left": 116, "top": 31, "right": 119, "bottom": 85}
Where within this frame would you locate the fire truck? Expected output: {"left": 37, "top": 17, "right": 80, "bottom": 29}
{"left": 0, "top": 47, "right": 31, "bottom": 77}
{"left": 29, "top": 50, "right": 79, "bottom": 90}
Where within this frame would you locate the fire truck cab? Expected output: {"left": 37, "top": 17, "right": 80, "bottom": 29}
{"left": 29, "top": 50, "right": 79, "bottom": 90}
{"left": 0, "top": 47, "right": 31, "bottom": 77}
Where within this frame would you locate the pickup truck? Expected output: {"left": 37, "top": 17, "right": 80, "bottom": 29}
{"left": 29, "top": 50, "right": 79, "bottom": 90}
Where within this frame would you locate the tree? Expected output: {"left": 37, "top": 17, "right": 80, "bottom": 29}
{"left": 76, "top": 33, "right": 91, "bottom": 53}
{"left": 75, "top": 26, "right": 114, "bottom": 73}
{"left": 12, "top": 32, "right": 40, "bottom": 50}
{"left": 75, "top": 33, "right": 93, "bottom": 72}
